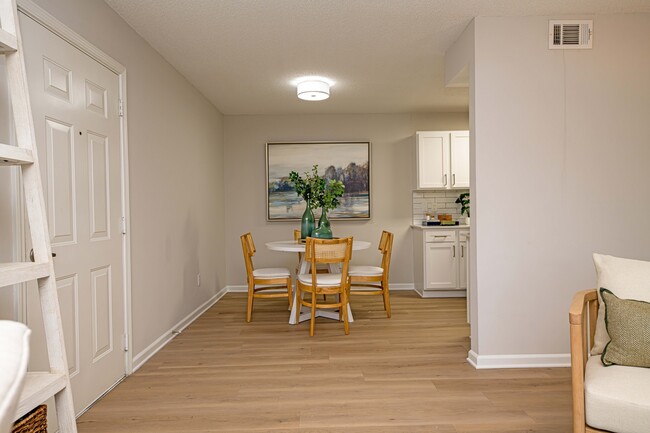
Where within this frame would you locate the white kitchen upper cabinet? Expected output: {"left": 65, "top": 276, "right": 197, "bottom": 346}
{"left": 416, "top": 131, "right": 449, "bottom": 189}
{"left": 415, "top": 130, "right": 469, "bottom": 190}
{"left": 450, "top": 131, "right": 470, "bottom": 188}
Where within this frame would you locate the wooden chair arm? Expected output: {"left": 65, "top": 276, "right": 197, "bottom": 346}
{"left": 569, "top": 289, "right": 598, "bottom": 433}
{"left": 569, "top": 289, "right": 598, "bottom": 325}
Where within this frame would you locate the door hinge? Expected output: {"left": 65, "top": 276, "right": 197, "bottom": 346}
{"left": 118, "top": 98, "right": 124, "bottom": 117}
{"left": 120, "top": 216, "right": 126, "bottom": 235}
{"left": 123, "top": 333, "right": 129, "bottom": 352}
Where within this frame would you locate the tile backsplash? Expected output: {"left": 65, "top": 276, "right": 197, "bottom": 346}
{"left": 412, "top": 190, "right": 469, "bottom": 225}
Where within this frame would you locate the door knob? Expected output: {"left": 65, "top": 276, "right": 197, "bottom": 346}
{"left": 29, "top": 248, "right": 56, "bottom": 262}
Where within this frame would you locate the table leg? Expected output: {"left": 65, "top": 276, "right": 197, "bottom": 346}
{"left": 289, "top": 257, "right": 310, "bottom": 324}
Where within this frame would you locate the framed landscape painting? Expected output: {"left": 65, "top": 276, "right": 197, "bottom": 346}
{"left": 266, "top": 141, "right": 371, "bottom": 221}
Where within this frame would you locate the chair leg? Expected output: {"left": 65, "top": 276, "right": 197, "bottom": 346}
{"left": 382, "top": 278, "right": 392, "bottom": 319}
{"left": 310, "top": 291, "right": 316, "bottom": 337}
{"left": 334, "top": 293, "right": 342, "bottom": 321}
{"left": 246, "top": 281, "right": 254, "bottom": 323}
{"left": 342, "top": 289, "right": 349, "bottom": 335}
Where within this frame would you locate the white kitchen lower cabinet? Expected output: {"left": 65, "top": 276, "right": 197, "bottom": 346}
{"left": 425, "top": 243, "right": 457, "bottom": 289}
{"left": 458, "top": 230, "right": 469, "bottom": 290}
{"left": 412, "top": 226, "right": 468, "bottom": 298}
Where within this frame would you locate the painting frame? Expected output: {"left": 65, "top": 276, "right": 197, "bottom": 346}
{"left": 266, "top": 141, "right": 371, "bottom": 221}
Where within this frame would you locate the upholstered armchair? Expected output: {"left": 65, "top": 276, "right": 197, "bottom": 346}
{"left": 569, "top": 254, "right": 650, "bottom": 433}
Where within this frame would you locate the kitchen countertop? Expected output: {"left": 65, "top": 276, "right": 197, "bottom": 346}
{"left": 410, "top": 224, "right": 470, "bottom": 230}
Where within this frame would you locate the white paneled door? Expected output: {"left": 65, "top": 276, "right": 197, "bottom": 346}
{"left": 20, "top": 14, "right": 126, "bottom": 414}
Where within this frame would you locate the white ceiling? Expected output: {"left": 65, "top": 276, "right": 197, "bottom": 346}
{"left": 104, "top": 0, "right": 650, "bottom": 115}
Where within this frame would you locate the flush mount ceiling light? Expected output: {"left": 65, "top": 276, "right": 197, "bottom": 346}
{"left": 295, "top": 78, "right": 332, "bottom": 101}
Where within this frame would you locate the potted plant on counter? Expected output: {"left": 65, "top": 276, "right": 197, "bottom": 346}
{"left": 455, "top": 192, "right": 470, "bottom": 225}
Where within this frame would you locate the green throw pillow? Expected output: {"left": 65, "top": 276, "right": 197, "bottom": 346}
{"left": 600, "top": 287, "right": 650, "bottom": 368}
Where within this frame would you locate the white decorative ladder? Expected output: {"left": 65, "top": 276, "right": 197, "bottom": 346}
{"left": 0, "top": 0, "right": 77, "bottom": 430}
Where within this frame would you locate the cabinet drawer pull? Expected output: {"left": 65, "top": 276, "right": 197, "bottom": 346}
{"left": 452, "top": 174, "right": 456, "bottom": 186}
{"left": 434, "top": 235, "right": 446, "bottom": 238}
{"left": 461, "top": 245, "right": 464, "bottom": 257}
{"left": 444, "top": 174, "right": 448, "bottom": 186}
{"left": 452, "top": 245, "right": 456, "bottom": 257}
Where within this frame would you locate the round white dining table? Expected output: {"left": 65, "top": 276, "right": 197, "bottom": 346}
{"left": 265, "top": 239, "right": 371, "bottom": 325}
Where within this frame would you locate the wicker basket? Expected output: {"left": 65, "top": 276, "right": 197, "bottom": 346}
{"left": 12, "top": 405, "right": 47, "bottom": 433}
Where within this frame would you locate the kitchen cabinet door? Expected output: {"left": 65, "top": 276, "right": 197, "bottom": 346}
{"left": 424, "top": 243, "right": 457, "bottom": 289}
{"left": 416, "top": 131, "right": 449, "bottom": 189}
{"left": 450, "top": 131, "right": 470, "bottom": 188}
{"left": 459, "top": 240, "right": 468, "bottom": 289}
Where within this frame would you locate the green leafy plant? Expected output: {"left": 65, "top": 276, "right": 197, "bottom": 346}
{"left": 455, "top": 192, "right": 470, "bottom": 217}
{"left": 289, "top": 165, "right": 324, "bottom": 209}
{"left": 315, "top": 179, "right": 345, "bottom": 212}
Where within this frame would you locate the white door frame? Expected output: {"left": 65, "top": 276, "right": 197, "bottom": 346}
{"left": 13, "top": 0, "right": 134, "bottom": 375}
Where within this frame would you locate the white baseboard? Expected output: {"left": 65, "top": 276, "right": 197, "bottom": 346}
{"left": 467, "top": 350, "right": 571, "bottom": 369}
{"left": 386, "top": 283, "right": 415, "bottom": 291}
{"left": 132, "top": 287, "right": 227, "bottom": 372}
{"left": 418, "top": 289, "right": 466, "bottom": 298}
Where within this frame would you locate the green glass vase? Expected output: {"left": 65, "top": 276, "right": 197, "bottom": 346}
{"left": 300, "top": 199, "right": 315, "bottom": 239}
{"left": 311, "top": 208, "right": 332, "bottom": 239}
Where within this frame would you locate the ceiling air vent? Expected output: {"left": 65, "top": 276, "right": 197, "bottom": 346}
{"left": 549, "top": 20, "right": 592, "bottom": 49}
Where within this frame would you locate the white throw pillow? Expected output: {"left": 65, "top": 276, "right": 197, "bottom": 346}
{"left": 0, "top": 321, "right": 31, "bottom": 433}
{"left": 591, "top": 254, "right": 650, "bottom": 355}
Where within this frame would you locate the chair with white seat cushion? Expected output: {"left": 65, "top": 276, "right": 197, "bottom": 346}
{"left": 349, "top": 230, "right": 393, "bottom": 318}
{"left": 293, "top": 229, "right": 329, "bottom": 273}
{"left": 0, "top": 321, "right": 31, "bottom": 433}
{"left": 293, "top": 228, "right": 330, "bottom": 300}
{"left": 241, "top": 233, "right": 292, "bottom": 322}
{"left": 296, "top": 237, "right": 353, "bottom": 336}
{"left": 569, "top": 254, "right": 650, "bottom": 433}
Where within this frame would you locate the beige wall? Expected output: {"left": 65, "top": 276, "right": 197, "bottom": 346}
{"left": 446, "top": 20, "right": 478, "bottom": 350}
{"left": 472, "top": 14, "right": 650, "bottom": 357}
{"left": 0, "top": 0, "right": 227, "bottom": 357}
{"left": 223, "top": 113, "right": 469, "bottom": 286}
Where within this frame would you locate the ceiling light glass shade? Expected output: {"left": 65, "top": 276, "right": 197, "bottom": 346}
{"left": 297, "top": 80, "right": 330, "bottom": 101}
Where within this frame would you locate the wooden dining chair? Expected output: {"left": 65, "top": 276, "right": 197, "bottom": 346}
{"left": 240, "top": 232, "right": 292, "bottom": 322}
{"left": 293, "top": 229, "right": 329, "bottom": 272}
{"left": 349, "top": 230, "right": 394, "bottom": 318}
{"left": 296, "top": 237, "right": 353, "bottom": 336}
{"left": 294, "top": 229, "right": 329, "bottom": 302}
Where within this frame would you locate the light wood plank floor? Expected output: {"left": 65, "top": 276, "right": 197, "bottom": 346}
{"left": 77, "top": 292, "right": 572, "bottom": 432}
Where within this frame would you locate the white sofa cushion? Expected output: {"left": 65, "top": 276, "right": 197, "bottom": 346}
{"left": 298, "top": 273, "right": 344, "bottom": 287}
{"left": 585, "top": 356, "right": 650, "bottom": 433}
{"left": 253, "top": 267, "right": 290, "bottom": 278}
{"left": 349, "top": 265, "right": 383, "bottom": 277}
{"left": 0, "top": 321, "right": 31, "bottom": 433}
{"left": 592, "top": 254, "right": 650, "bottom": 354}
